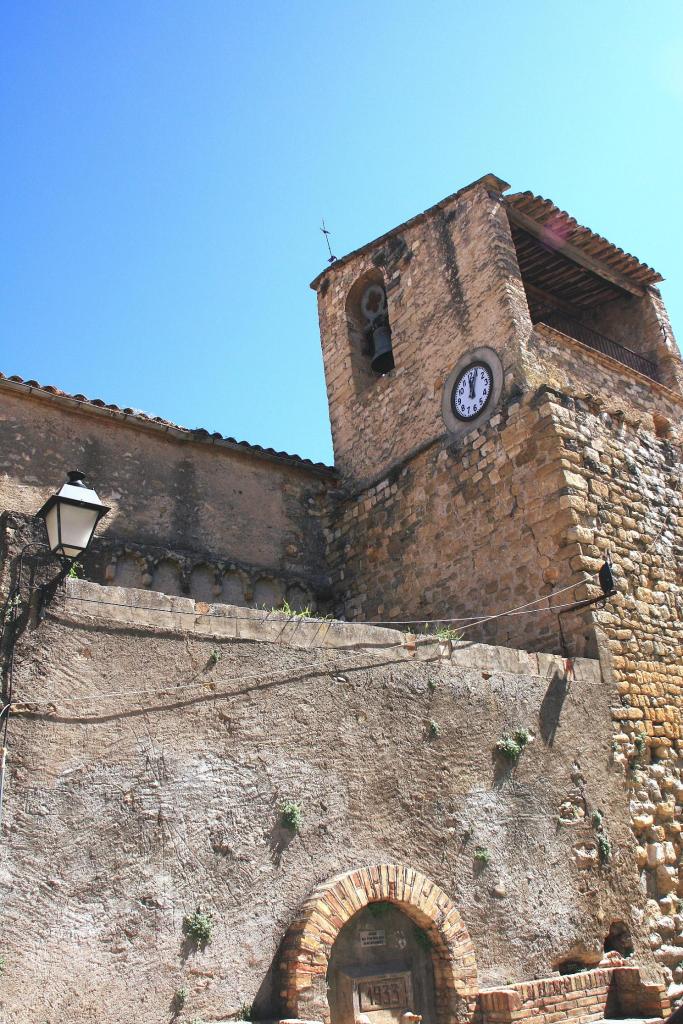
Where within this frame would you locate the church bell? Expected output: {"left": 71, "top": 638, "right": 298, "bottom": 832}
{"left": 370, "top": 322, "right": 394, "bottom": 375}
{"left": 361, "top": 282, "right": 395, "bottom": 375}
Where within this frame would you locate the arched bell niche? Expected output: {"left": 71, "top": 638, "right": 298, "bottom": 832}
{"left": 279, "top": 864, "right": 477, "bottom": 1024}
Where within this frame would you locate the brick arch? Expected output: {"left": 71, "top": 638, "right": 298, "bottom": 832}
{"left": 279, "top": 864, "right": 478, "bottom": 1024}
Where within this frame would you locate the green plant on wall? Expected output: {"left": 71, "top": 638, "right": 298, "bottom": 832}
{"left": 272, "top": 599, "right": 312, "bottom": 619}
{"left": 633, "top": 732, "right": 647, "bottom": 762}
{"left": 183, "top": 907, "right": 214, "bottom": 947}
{"left": 238, "top": 1001, "right": 254, "bottom": 1021}
{"left": 281, "top": 800, "right": 302, "bottom": 832}
{"left": 173, "top": 986, "right": 189, "bottom": 1012}
{"left": 597, "top": 834, "right": 611, "bottom": 863}
{"left": 495, "top": 728, "right": 531, "bottom": 764}
{"left": 473, "top": 846, "right": 492, "bottom": 866}
{"left": 433, "top": 625, "right": 463, "bottom": 642}
{"left": 67, "top": 561, "right": 83, "bottom": 579}
{"left": 427, "top": 719, "right": 440, "bottom": 739}
{"left": 591, "top": 807, "right": 611, "bottom": 864}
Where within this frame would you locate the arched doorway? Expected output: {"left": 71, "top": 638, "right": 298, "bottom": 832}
{"left": 327, "top": 902, "right": 437, "bottom": 1024}
{"left": 279, "top": 864, "right": 478, "bottom": 1024}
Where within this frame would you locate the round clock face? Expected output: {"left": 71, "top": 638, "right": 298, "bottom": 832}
{"left": 451, "top": 361, "right": 493, "bottom": 421}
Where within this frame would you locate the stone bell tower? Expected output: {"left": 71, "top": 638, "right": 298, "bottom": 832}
{"left": 312, "top": 173, "right": 681, "bottom": 491}
{"left": 313, "top": 172, "right": 682, "bottom": 657}
{"left": 311, "top": 173, "right": 531, "bottom": 487}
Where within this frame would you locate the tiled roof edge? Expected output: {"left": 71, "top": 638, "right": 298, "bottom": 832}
{"left": 506, "top": 191, "right": 663, "bottom": 285}
{"left": 0, "top": 372, "right": 336, "bottom": 477}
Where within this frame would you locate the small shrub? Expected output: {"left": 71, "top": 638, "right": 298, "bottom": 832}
{"left": 67, "top": 561, "right": 83, "bottom": 579}
{"left": 281, "top": 800, "right": 302, "bottom": 832}
{"left": 427, "top": 720, "right": 440, "bottom": 739}
{"left": 0, "top": 955, "right": 5, "bottom": 976}
{"left": 496, "top": 728, "right": 531, "bottom": 763}
{"left": 273, "top": 599, "right": 312, "bottom": 619}
{"left": 237, "top": 1001, "right": 254, "bottom": 1021}
{"left": 432, "top": 625, "right": 463, "bottom": 642}
{"left": 597, "top": 834, "right": 611, "bottom": 863}
{"left": 633, "top": 733, "right": 647, "bottom": 758}
{"left": 427, "top": 679, "right": 437, "bottom": 693}
{"left": 512, "top": 727, "right": 531, "bottom": 749}
{"left": 173, "top": 986, "right": 189, "bottom": 1010}
{"left": 208, "top": 648, "right": 221, "bottom": 666}
{"left": 474, "top": 846, "right": 492, "bottom": 866}
{"left": 496, "top": 734, "right": 522, "bottom": 763}
{"left": 591, "top": 810, "right": 603, "bottom": 830}
{"left": 183, "top": 907, "right": 214, "bottom": 946}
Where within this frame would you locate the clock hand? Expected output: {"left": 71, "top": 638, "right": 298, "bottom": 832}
{"left": 468, "top": 370, "right": 476, "bottom": 399}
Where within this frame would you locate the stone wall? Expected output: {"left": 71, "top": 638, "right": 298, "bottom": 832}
{"left": 0, "top": 580, "right": 650, "bottom": 1024}
{"left": 546, "top": 391, "right": 683, "bottom": 989}
{"left": 528, "top": 324, "right": 683, "bottom": 432}
{"left": 325, "top": 386, "right": 597, "bottom": 656}
{"left": 0, "top": 379, "right": 334, "bottom": 608}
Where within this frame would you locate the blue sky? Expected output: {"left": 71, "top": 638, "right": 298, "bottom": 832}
{"left": 2, "top": 1, "right": 682, "bottom": 465}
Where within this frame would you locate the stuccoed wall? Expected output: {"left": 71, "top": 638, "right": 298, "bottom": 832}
{"left": 0, "top": 580, "right": 653, "bottom": 1024}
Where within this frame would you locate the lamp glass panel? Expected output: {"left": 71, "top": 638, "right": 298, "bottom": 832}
{"left": 58, "top": 503, "right": 99, "bottom": 558}
{"left": 44, "top": 505, "right": 60, "bottom": 554}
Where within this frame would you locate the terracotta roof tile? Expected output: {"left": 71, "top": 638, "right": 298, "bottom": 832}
{"left": 0, "top": 370, "right": 335, "bottom": 474}
{"left": 506, "top": 191, "right": 662, "bottom": 285}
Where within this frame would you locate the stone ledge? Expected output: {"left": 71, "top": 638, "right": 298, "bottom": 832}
{"left": 51, "top": 580, "right": 600, "bottom": 683}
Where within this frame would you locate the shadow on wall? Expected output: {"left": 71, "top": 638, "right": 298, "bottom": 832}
{"left": 539, "top": 669, "right": 569, "bottom": 746}
{"left": 155, "top": 558, "right": 184, "bottom": 596}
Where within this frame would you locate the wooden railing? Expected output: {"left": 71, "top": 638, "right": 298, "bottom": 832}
{"left": 540, "top": 312, "right": 659, "bottom": 382}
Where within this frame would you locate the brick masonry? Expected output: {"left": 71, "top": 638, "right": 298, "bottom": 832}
{"left": 279, "top": 864, "right": 477, "bottom": 1024}
{"left": 478, "top": 965, "right": 669, "bottom": 1024}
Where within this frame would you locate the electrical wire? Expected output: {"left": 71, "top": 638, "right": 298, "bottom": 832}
{"left": 60, "top": 570, "right": 600, "bottom": 631}
{"left": 13, "top": 596, "right": 593, "bottom": 713}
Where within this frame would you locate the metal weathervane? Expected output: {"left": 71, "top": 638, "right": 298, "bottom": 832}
{"left": 321, "top": 219, "right": 337, "bottom": 264}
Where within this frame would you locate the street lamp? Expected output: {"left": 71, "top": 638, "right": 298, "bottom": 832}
{"left": 0, "top": 472, "right": 110, "bottom": 830}
{"left": 36, "top": 470, "right": 110, "bottom": 563}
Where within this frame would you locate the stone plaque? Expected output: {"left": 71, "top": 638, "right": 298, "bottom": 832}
{"left": 358, "top": 975, "right": 409, "bottom": 1012}
{"left": 359, "top": 928, "right": 386, "bottom": 948}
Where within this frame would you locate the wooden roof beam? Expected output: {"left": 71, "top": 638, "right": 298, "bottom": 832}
{"left": 523, "top": 281, "right": 585, "bottom": 319}
{"left": 508, "top": 207, "right": 645, "bottom": 298}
